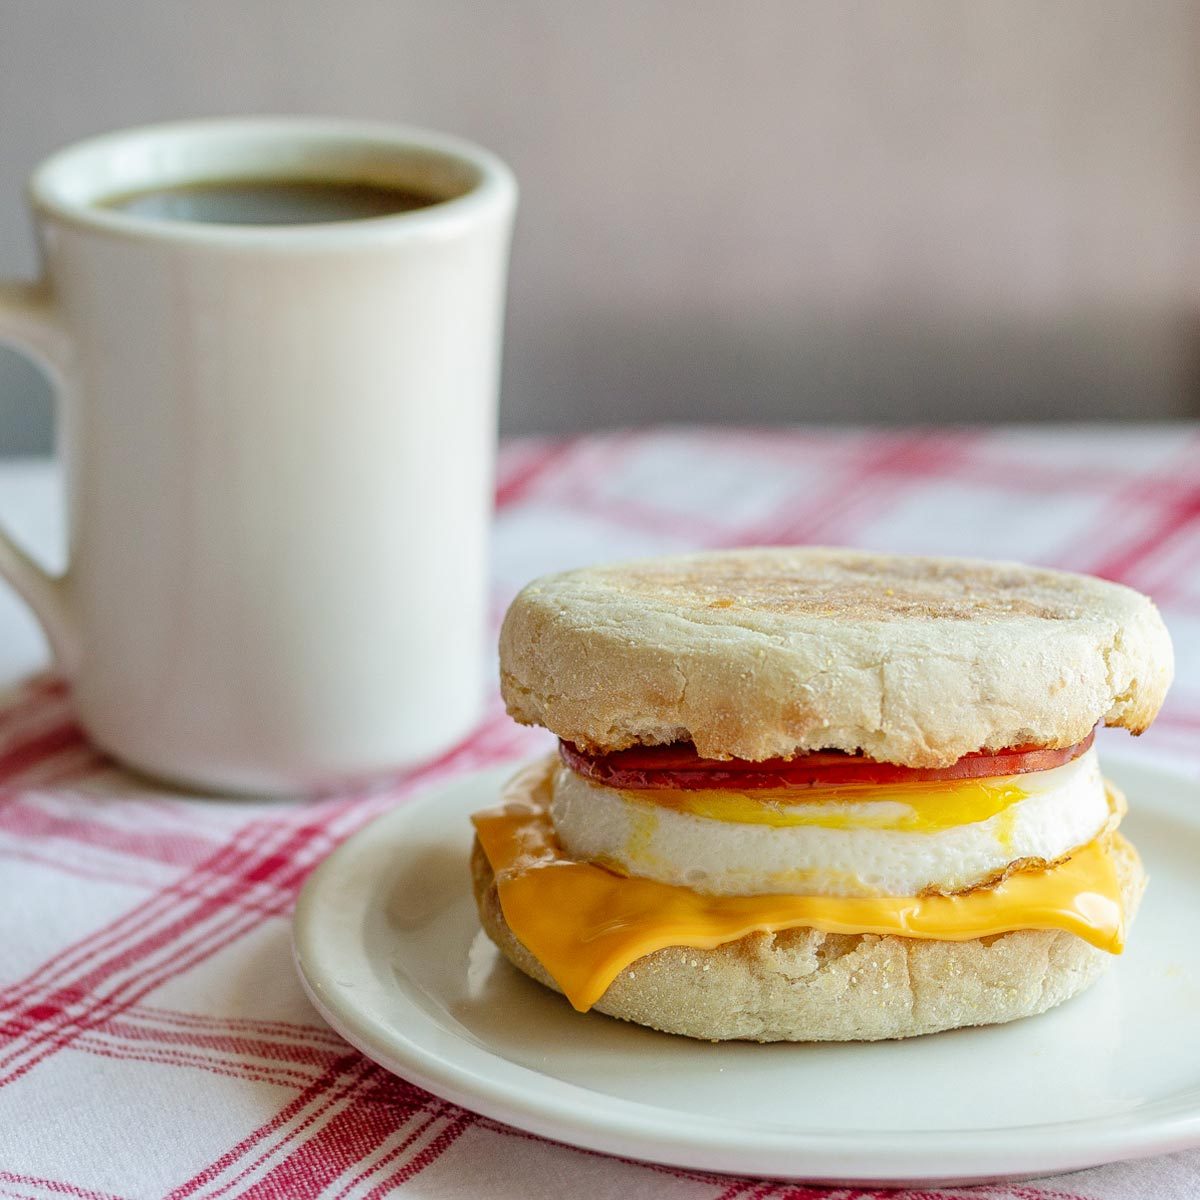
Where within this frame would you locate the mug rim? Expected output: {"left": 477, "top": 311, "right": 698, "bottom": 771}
{"left": 29, "top": 116, "right": 517, "bottom": 247}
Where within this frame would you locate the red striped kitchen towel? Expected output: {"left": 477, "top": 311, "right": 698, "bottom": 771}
{"left": 1, "top": 426, "right": 1197, "bottom": 1199}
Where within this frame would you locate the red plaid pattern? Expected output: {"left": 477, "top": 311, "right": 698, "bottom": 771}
{"left": 0, "top": 428, "right": 1196, "bottom": 1199}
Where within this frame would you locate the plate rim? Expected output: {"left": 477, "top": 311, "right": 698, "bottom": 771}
{"left": 292, "top": 754, "right": 1200, "bottom": 1184}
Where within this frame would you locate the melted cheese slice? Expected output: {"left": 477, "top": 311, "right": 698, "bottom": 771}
{"left": 473, "top": 761, "right": 1127, "bottom": 1012}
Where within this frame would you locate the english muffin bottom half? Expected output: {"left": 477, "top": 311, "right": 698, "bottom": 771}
{"left": 472, "top": 548, "right": 1171, "bottom": 1042}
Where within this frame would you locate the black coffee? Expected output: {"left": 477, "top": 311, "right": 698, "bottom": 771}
{"left": 100, "top": 178, "right": 444, "bottom": 225}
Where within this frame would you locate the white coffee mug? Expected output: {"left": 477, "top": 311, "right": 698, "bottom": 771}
{"left": 0, "top": 118, "right": 516, "bottom": 793}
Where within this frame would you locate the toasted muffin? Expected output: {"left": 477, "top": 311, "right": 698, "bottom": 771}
{"left": 471, "top": 548, "right": 1171, "bottom": 1041}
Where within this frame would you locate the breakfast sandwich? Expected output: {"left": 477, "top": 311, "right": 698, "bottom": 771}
{"left": 470, "top": 548, "right": 1173, "bottom": 1041}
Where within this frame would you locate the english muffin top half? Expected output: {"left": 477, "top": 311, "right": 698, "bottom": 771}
{"left": 499, "top": 547, "right": 1173, "bottom": 767}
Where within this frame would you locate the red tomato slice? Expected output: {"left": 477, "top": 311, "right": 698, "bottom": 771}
{"left": 558, "top": 729, "right": 1095, "bottom": 790}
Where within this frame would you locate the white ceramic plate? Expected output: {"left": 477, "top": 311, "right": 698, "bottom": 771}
{"left": 292, "top": 757, "right": 1200, "bottom": 1186}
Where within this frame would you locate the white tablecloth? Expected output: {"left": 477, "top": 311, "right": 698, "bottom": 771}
{"left": 0, "top": 426, "right": 1197, "bottom": 1199}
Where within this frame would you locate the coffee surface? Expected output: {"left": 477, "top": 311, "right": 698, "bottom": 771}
{"left": 100, "top": 178, "right": 443, "bottom": 225}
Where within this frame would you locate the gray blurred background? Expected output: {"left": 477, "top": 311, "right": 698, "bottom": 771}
{"left": 1, "top": 0, "right": 1197, "bottom": 448}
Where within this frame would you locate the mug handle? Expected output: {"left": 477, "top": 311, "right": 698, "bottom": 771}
{"left": 0, "top": 280, "right": 79, "bottom": 675}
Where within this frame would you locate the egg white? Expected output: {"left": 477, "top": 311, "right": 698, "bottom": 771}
{"left": 549, "top": 748, "right": 1113, "bottom": 898}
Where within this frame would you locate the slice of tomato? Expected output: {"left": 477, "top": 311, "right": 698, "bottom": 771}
{"left": 558, "top": 729, "right": 1095, "bottom": 791}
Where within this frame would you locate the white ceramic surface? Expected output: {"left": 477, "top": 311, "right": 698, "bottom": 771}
{"left": 0, "top": 118, "right": 516, "bottom": 792}
{"left": 293, "top": 756, "right": 1200, "bottom": 1186}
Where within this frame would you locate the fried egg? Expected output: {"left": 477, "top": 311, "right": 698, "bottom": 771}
{"left": 549, "top": 747, "right": 1112, "bottom": 897}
